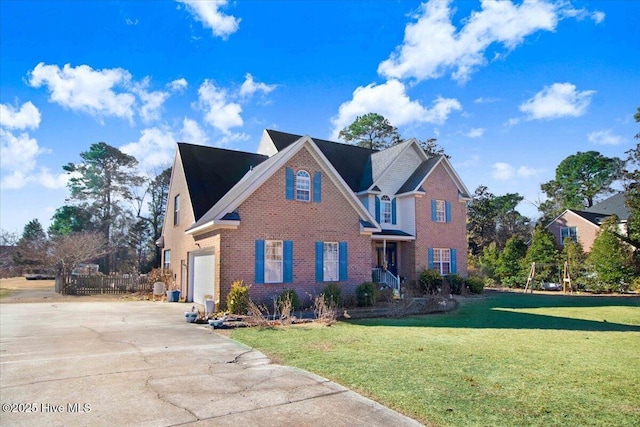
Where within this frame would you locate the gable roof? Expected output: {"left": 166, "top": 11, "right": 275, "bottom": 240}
{"left": 396, "top": 154, "right": 472, "bottom": 199}
{"left": 585, "top": 192, "right": 629, "bottom": 221}
{"left": 178, "top": 143, "right": 268, "bottom": 221}
{"left": 186, "top": 136, "right": 380, "bottom": 235}
{"left": 264, "top": 129, "right": 375, "bottom": 192}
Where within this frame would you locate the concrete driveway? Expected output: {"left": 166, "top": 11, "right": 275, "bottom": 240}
{"left": 0, "top": 301, "right": 423, "bottom": 426}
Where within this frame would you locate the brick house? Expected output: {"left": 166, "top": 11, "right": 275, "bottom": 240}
{"left": 159, "top": 130, "right": 470, "bottom": 307}
{"left": 545, "top": 193, "right": 630, "bottom": 252}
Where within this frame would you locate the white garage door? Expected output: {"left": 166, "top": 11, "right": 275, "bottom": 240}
{"left": 190, "top": 252, "right": 215, "bottom": 304}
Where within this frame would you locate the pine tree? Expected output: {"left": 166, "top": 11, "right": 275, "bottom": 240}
{"left": 587, "top": 216, "right": 632, "bottom": 292}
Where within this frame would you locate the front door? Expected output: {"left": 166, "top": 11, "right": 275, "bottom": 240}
{"left": 376, "top": 242, "right": 397, "bottom": 276}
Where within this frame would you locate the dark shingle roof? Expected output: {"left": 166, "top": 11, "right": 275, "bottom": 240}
{"left": 265, "top": 129, "right": 375, "bottom": 192}
{"left": 571, "top": 210, "right": 610, "bottom": 226}
{"left": 178, "top": 143, "right": 268, "bottom": 221}
{"left": 396, "top": 156, "right": 441, "bottom": 194}
{"left": 585, "top": 192, "right": 630, "bottom": 221}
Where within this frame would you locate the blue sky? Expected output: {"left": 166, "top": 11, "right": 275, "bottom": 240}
{"left": 1, "top": 0, "right": 639, "bottom": 234}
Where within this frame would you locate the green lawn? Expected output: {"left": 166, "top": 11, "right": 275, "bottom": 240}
{"left": 231, "top": 292, "right": 640, "bottom": 426}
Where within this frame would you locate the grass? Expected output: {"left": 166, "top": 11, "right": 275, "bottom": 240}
{"left": 231, "top": 291, "right": 640, "bottom": 426}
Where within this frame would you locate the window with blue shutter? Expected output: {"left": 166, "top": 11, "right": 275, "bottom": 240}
{"left": 255, "top": 240, "right": 265, "bottom": 284}
{"left": 431, "top": 200, "right": 437, "bottom": 222}
{"left": 450, "top": 248, "right": 457, "bottom": 274}
{"left": 315, "top": 241, "right": 324, "bottom": 282}
{"left": 375, "top": 196, "right": 381, "bottom": 223}
{"left": 339, "top": 242, "right": 348, "bottom": 281}
{"left": 313, "top": 172, "right": 322, "bottom": 203}
{"left": 285, "top": 168, "right": 294, "bottom": 200}
{"left": 445, "top": 201, "right": 451, "bottom": 223}
{"left": 283, "top": 240, "right": 293, "bottom": 283}
{"left": 391, "top": 198, "right": 397, "bottom": 225}
{"left": 428, "top": 248, "right": 434, "bottom": 270}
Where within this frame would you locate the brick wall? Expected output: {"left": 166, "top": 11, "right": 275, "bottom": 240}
{"left": 546, "top": 211, "right": 599, "bottom": 252}
{"left": 198, "top": 146, "right": 371, "bottom": 308}
{"left": 414, "top": 163, "right": 469, "bottom": 277}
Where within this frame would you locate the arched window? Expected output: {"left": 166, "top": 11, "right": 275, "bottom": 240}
{"left": 295, "top": 170, "right": 310, "bottom": 201}
{"left": 381, "top": 195, "right": 392, "bottom": 224}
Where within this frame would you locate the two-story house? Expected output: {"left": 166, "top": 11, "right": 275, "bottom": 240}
{"left": 159, "top": 130, "right": 470, "bottom": 307}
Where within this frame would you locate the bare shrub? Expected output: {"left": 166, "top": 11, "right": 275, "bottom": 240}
{"left": 246, "top": 299, "right": 270, "bottom": 327}
{"left": 313, "top": 293, "right": 337, "bottom": 324}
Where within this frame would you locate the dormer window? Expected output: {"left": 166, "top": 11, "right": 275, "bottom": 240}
{"left": 295, "top": 170, "right": 310, "bottom": 201}
{"left": 381, "top": 195, "right": 392, "bottom": 224}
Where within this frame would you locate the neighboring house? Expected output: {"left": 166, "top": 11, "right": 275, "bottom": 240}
{"left": 545, "top": 192, "right": 630, "bottom": 252}
{"left": 159, "top": 129, "right": 471, "bottom": 307}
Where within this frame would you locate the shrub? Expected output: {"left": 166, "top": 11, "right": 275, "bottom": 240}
{"left": 322, "top": 283, "right": 342, "bottom": 306}
{"left": 466, "top": 276, "right": 485, "bottom": 294}
{"left": 446, "top": 274, "right": 465, "bottom": 295}
{"left": 227, "top": 280, "right": 251, "bottom": 314}
{"left": 418, "top": 269, "right": 442, "bottom": 295}
{"left": 277, "top": 289, "right": 301, "bottom": 311}
{"left": 355, "top": 282, "right": 379, "bottom": 306}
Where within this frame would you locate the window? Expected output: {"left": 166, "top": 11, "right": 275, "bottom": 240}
{"left": 381, "top": 195, "right": 392, "bottom": 224}
{"left": 431, "top": 199, "right": 451, "bottom": 223}
{"left": 163, "top": 249, "right": 171, "bottom": 273}
{"left": 432, "top": 248, "right": 450, "bottom": 275}
{"left": 316, "top": 241, "right": 347, "bottom": 282}
{"left": 323, "top": 242, "right": 339, "bottom": 281}
{"left": 295, "top": 170, "right": 310, "bottom": 201}
{"left": 560, "top": 227, "right": 578, "bottom": 244}
{"left": 173, "top": 194, "right": 180, "bottom": 225}
{"left": 265, "top": 240, "right": 283, "bottom": 283}
{"left": 435, "top": 200, "right": 446, "bottom": 222}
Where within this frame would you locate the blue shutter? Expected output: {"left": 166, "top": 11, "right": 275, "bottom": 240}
{"left": 255, "top": 240, "right": 265, "bottom": 284}
{"left": 339, "top": 242, "right": 348, "bottom": 281}
{"left": 375, "top": 196, "right": 381, "bottom": 223}
{"left": 428, "top": 248, "right": 434, "bottom": 270}
{"left": 315, "top": 241, "right": 324, "bottom": 282}
{"left": 431, "top": 200, "right": 437, "bottom": 222}
{"left": 283, "top": 240, "right": 293, "bottom": 283}
{"left": 450, "top": 248, "right": 457, "bottom": 274}
{"left": 445, "top": 201, "right": 451, "bottom": 223}
{"left": 285, "top": 168, "right": 294, "bottom": 200}
{"left": 391, "top": 198, "right": 397, "bottom": 225}
{"left": 313, "top": 172, "right": 322, "bottom": 203}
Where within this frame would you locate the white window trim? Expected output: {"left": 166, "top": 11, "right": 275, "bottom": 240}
{"left": 560, "top": 226, "right": 578, "bottom": 245}
{"left": 163, "top": 249, "right": 171, "bottom": 273}
{"left": 173, "top": 194, "right": 180, "bottom": 225}
{"left": 323, "top": 242, "right": 339, "bottom": 282}
{"left": 381, "top": 195, "right": 392, "bottom": 224}
{"left": 265, "top": 240, "right": 283, "bottom": 283}
{"left": 295, "top": 170, "right": 311, "bottom": 202}
{"left": 435, "top": 200, "right": 446, "bottom": 223}
{"left": 433, "top": 248, "right": 451, "bottom": 275}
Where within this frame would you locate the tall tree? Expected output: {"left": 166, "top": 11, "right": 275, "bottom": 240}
{"left": 495, "top": 237, "right": 528, "bottom": 286}
{"left": 14, "top": 219, "right": 49, "bottom": 271}
{"left": 338, "top": 113, "right": 401, "bottom": 150}
{"left": 540, "top": 151, "right": 622, "bottom": 221}
{"left": 586, "top": 215, "right": 632, "bottom": 293}
{"left": 63, "top": 142, "right": 144, "bottom": 272}
{"left": 139, "top": 167, "right": 171, "bottom": 269}
{"left": 416, "top": 138, "right": 450, "bottom": 159}
{"left": 48, "top": 205, "right": 95, "bottom": 237}
{"left": 50, "top": 232, "right": 108, "bottom": 281}
{"left": 561, "top": 238, "right": 587, "bottom": 288}
{"left": 523, "top": 225, "right": 559, "bottom": 284}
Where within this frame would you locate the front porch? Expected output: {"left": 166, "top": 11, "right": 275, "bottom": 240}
{"left": 371, "top": 232, "right": 415, "bottom": 298}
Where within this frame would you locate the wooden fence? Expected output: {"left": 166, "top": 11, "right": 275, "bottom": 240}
{"left": 59, "top": 274, "right": 152, "bottom": 295}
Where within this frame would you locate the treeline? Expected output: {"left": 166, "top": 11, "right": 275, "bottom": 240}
{"left": 2, "top": 142, "right": 170, "bottom": 277}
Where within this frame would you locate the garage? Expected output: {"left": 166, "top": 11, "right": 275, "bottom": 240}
{"left": 188, "top": 251, "right": 215, "bottom": 304}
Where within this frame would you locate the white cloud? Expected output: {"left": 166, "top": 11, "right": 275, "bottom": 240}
{"left": 378, "top": 0, "right": 559, "bottom": 83}
{"left": 178, "top": 0, "right": 240, "bottom": 39}
{"left": 561, "top": 7, "right": 605, "bottom": 24}
{"left": 120, "top": 118, "right": 210, "bottom": 171}
{"left": 465, "top": 128, "right": 484, "bottom": 138}
{"left": 0, "top": 101, "right": 41, "bottom": 130}
{"left": 517, "top": 166, "right": 542, "bottom": 178}
{"left": 591, "top": 11, "right": 605, "bottom": 24}
{"left": 519, "top": 82, "right": 595, "bottom": 120}
{"left": 29, "top": 63, "right": 136, "bottom": 123}
{"left": 132, "top": 77, "right": 170, "bottom": 123}
{"left": 168, "top": 78, "right": 188, "bottom": 92}
{"left": 587, "top": 129, "right": 623, "bottom": 145}
{"left": 330, "top": 79, "right": 461, "bottom": 139}
{"left": 239, "top": 73, "right": 277, "bottom": 97}
{"left": 474, "top": 97, "right": 499, "bottom": 104}
{"left": 492, "top": 162, "right": 515, "bottom": 181}
{"left": 197, "top": 79, "right": 243, "bottom": 133}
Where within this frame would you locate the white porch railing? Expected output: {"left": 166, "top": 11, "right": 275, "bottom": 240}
{"left": 372, "top": 268, "right": 401, "bottom": 298}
